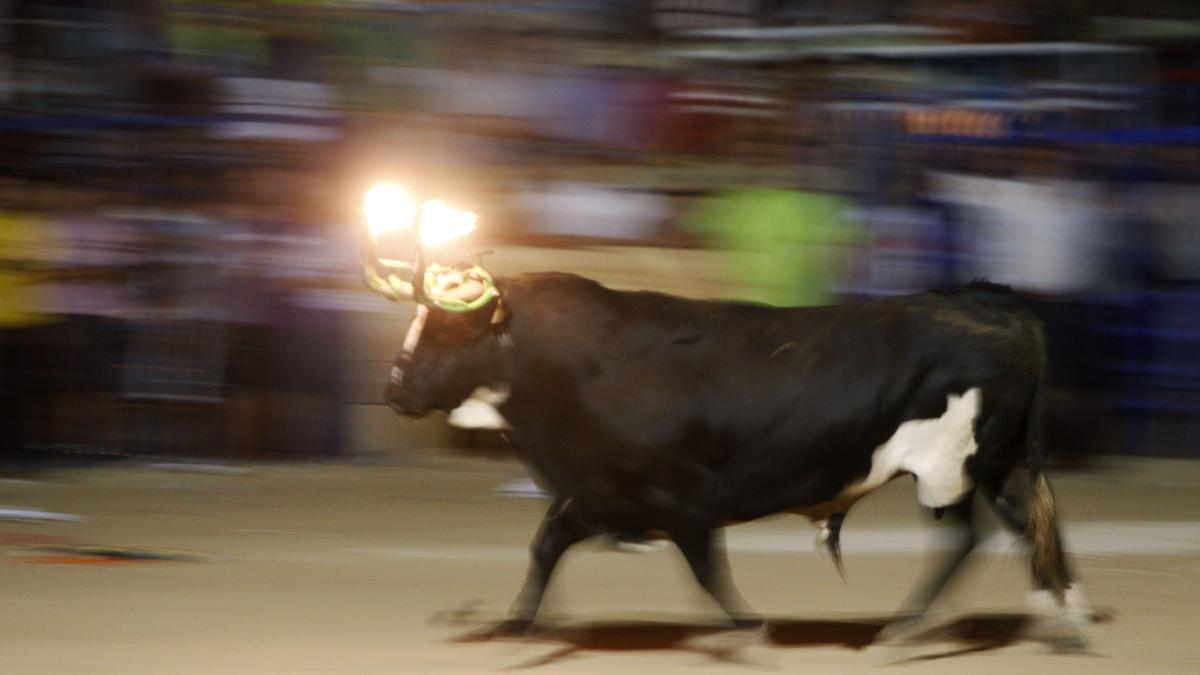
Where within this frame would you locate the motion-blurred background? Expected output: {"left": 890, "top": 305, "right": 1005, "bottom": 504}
{"left": 1, "top": 0, "right": 1198, "bottom": 469}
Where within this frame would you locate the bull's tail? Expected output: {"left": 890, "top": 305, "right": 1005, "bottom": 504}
{"left": 1024, "top": 353, "right": 1068, "bottom": 601}
{"left": 1028, "top": 474, "right": 1066, "bottom": 600}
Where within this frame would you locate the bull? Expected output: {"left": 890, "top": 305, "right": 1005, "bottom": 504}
{"left": 368, "top": 255, "right": 1091, "bottom": 645}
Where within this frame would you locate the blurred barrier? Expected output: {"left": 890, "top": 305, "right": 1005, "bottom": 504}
{"left": 2, "top": 1, "right": 1199, "bottom": 466}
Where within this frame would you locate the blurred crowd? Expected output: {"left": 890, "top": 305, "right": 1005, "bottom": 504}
{"left": 2, "top": 0, "right": 1199, "bottom": 467}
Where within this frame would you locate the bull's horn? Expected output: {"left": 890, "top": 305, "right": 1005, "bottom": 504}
{"left": 361, "top": 182, "right": 422, "bottom": 302}
{"left": 362, "top": 232, "right": 418, "bottom": 302}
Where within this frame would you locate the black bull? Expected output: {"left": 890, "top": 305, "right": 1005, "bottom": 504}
{"left": 384, "top": 273, "right": 1084, "bottom": 640}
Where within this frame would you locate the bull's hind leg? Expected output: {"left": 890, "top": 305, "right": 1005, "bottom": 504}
{"left": 985, "top": 479, "right": 1075, "bottom": 592}
{"left": 880, "top": 493, "right": 979, "bottom": 642}
{"left": 502, "top": 497, "right": 588, "bottom": 633}
{"left": 671, "top": 526, "right": 760, "bottom": 629}
{"left": 983, "top": 480, "right": 1093, "bottom": 647}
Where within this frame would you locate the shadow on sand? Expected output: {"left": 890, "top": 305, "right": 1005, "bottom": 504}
{"left": 430, "top": 604, "right": 1078, "bottom": 669}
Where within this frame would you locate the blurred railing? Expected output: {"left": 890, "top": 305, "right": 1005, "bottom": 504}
{"left": 2, "top": 1, "right": 1199, "bottom": 467}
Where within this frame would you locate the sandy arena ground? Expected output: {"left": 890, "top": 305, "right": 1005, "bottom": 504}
{"left": 2, "top": 451, "right": 1199, "bottom": 674}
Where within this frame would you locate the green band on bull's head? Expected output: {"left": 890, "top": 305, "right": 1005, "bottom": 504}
{"left": 421, "top": 263, "right": 498, "bottom": 313}
{"left": 363, "top": 255, "right": 497, "bottom": 313}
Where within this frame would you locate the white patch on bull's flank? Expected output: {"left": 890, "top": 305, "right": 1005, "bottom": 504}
{"left": 389, "top": 366, "right": 404, "bottom": 386}
{"left": 843, "top": 387, "right": 982, "bottom": 509}
{"left": 447, "top": 386, "right": 512, "bottom": 430}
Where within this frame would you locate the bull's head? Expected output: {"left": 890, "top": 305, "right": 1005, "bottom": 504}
{"left": 384, "top": 290, "right": 507, "bottom": 416}
{"left": 360, "top": 183, "right": 506, "bottom": 417}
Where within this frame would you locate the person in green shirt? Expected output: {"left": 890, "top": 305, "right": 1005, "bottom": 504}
{"left": 682, "top": 186, "right": 862, "bottom": 307}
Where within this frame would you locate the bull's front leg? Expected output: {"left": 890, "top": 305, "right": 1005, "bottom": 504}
{"left": 879, "top": 494, "right": 979, "bottom": 643}
{"left": 671, "top": 526, "right": 760, "bottom": 629}
{"left": 501, "top": 496, "right": 587, "bottom": 633}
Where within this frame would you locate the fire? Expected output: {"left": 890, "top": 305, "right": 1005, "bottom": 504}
{"left": 361, "top": 184, "right": 477, "bottom": 249}
{"left": 417, "top": 199, "right": 478, "bottom": 248}
{"left": 362, "top": 183, "right": 415, "bottom": 239}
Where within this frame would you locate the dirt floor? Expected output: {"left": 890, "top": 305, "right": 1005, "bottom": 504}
{"left": 2, "top": 452, "right": 1199, "bottom": 674}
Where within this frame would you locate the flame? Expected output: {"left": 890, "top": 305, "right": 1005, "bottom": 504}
{"left": 362, "top": 183, "right": 415, "bottom": 239}
{"left": 418, "top": 199, "right": 478, "bottom": 248}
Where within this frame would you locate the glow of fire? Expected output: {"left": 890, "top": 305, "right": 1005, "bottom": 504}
{"left": 418, "top": 199, "right": 478, "bottom": 248}
{"left": 362, "top": 183, "right": 415, "bottom": 239}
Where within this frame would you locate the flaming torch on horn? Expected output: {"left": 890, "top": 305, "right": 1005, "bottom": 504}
{"left": 360, "top": 182, "right": 498, "bottom": 313}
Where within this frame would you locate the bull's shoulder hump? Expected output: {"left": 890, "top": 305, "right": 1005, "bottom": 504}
{"left": 501, "top": 273, "right": 709, "bottom": 318}
{"left": 500, "top": 272, "right": 609, "bottom": 299}
{"left": 502, "top": 273, "right": 803, "bottom": 313}
{"left": 501, "top": 274, "right": 1033, "bottom": 328}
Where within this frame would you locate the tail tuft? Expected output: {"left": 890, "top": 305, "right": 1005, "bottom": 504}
{"left": 1028, "top": 473, "right": 1067, "bottom": 601}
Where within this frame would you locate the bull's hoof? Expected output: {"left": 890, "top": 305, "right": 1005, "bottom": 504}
{"left": 869, "top": 614, "right": 960, "bottom": 666}
{"left": 1025, "top": 615, "right": 1091, "bottom": 653}
{"left": 876, "top": 618, "right": 919, "bottom": 645}
{"left": 1046, "top": 630, "right": 1090, "bottom": 653}
{"left": 452, "top": 616, "right": 541, "bottom": 643}
{"left": 487, "top": 618, "right": 538, "bottom": 638}
{"left": 684, "top": 621, "right": 769, "bottom": 661}
{"left": 1024, "top": 584, "right": 1095, "bottom": 652}
{"left": 730, "top": 616, "right": 765, "bottom": 631}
